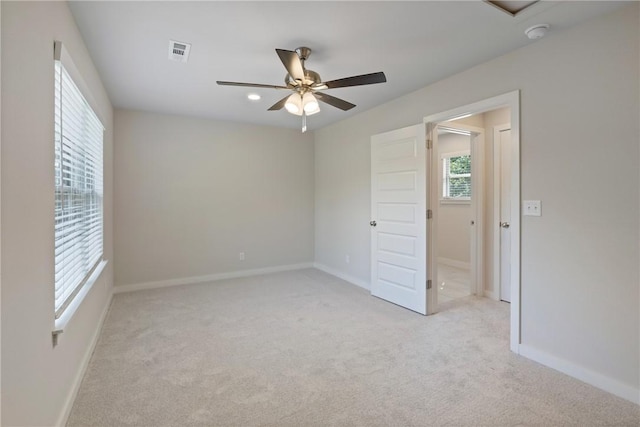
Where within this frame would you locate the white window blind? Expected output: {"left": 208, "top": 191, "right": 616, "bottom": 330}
{"left": 54, "top": 59, "right": 104, "bottom": 318}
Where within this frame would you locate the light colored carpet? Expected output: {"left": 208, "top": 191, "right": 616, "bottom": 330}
{"left": 68, "top": 269, "right": 640, "bottom": 426}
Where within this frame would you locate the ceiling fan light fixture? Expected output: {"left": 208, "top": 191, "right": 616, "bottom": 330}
{"left": 285, "top": 93, "right": 302, "bottom": 115}
{"left": 302, "top": 92, "right": 320, "bottom": 115}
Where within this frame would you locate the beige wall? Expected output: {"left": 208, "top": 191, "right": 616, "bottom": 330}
{"left": 1, "top": 2, "right": 114, "bottom": 425}
{"left": 315, "top": 4, "right": 639, "bottom": 397}
{"left": 114, "top": 110, "right": 314, "bottom": 287}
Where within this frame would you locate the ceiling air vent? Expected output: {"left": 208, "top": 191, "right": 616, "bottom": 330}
{"left": 168, "top": 40, "right": 191, "bottom": 63}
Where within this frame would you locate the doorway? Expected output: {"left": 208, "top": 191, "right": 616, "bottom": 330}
{"left": 433, "top": 113, "right": 515, "bottom": 308}
{"left": 370, "top": 91, "right": 520, "bottom": 351}
{"left": 425, "top": 91, "right": 521, "bottom": 351}
{"left": 433, "top": 123, "right": 484, "bottom": 307}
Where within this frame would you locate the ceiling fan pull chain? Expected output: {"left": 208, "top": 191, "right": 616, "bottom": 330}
{"left": 302, "top": 111, "right": 307, "bottom": 133}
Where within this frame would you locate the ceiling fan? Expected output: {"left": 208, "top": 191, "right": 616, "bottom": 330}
{"left": 216, "top": 47, "right": 387, "bottom": 131}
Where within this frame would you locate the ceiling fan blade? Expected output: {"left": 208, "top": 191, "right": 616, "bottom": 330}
{"left": 322, "top": 72, "right": 387, "bottom": 89}
{"left": 268, "top": 95, "right": 290, "bottom": 111}
{"left": 314, "top": 92, "right": 356, "bottom": 111}
{"left": 276, "top": 49, "right": 305, "bottom": 81}
{"left": 217, "top": 81, "right": 288, "bottom": 90}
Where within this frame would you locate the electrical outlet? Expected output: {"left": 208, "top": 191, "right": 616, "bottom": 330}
{"left": 523, "top": 200, "right": 541, "bottom": 216}
{"left": 345, "top": 254, "right": 350, "bottom": 264}
{"left": 239, "top": 252, "right": 245, "bottom": 261}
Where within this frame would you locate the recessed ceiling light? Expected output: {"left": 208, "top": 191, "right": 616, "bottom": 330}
{"left": 247, "top": 93, "right": 261, "bottom": 101}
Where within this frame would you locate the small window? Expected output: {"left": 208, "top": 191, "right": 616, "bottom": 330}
{"left": 54, "top": 56, "right": 104, "bottom": 318}
{"left": 442, "top": 152, "right": 471, "bottom": 200}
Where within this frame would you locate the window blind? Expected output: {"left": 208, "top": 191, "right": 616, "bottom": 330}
{"left": 54, "top": 60, "right": 104, "bottom": 318}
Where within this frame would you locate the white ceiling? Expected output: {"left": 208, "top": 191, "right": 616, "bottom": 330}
{"left": 69, "top": 1, "right": 626, "bottom": 131}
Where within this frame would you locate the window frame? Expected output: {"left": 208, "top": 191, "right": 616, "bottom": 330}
{"left": 53, "top": 41, "right": 106, "bottom": 332}
{"left": 441, "top": 150, "right": 471, "bottom": 203}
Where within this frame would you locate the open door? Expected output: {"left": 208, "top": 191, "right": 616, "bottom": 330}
{"left": 370, "top": 125, "right": 428, "bottom": 315}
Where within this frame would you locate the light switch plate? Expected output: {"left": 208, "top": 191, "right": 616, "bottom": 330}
{"left": 523, "top": 200, "right": 541, "bottom": 216}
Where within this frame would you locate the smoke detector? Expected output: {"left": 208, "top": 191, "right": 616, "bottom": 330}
{"left": 525, "top": 24, "right": 549, "bottom": 40}
{"left": 168, "top": 40, "right": 191, "bottom": 63}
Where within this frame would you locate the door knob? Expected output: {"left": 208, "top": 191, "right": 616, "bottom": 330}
{"left": 370, "top": 220, "right": 377, "bottom": 227}
{"left": 500, "top": 222, "right": 510, "bottom": 228}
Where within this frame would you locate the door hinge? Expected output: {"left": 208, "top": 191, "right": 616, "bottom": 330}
{"left": 427, "top": 279, "right": 432, "bottom": 290}
{"left": 426, "top": 139, "right": 433, "bottom": 150}
{"left": 427, "top": 209, "right": 433, "bottom": 219}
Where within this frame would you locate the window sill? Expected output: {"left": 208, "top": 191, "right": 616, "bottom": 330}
{"left": 53, "top": 259, "right": 108, "bottom": 346}
{"left": 440, "top": 198, "right": 471, "bottom": 205}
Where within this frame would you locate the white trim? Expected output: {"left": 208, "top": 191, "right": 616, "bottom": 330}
{"left": 55, "top": 289, "right": 113, "bottom": 427}
{"left": 483, "top": 288, "right": 499, "bottom": 300}
{"left": 53, "top": 260, "right": 108, "bottom": 336}
{"left": 426, "top": 123, "right": 436, "bottom": 314}
{"left": 519, "top": 344, "right": 640, "bottom": 405}
{"left": 469, "top": 127, "right": 485, "bottom": 297}
{"left": 437, "top": 257, "right": 470, "bottom": 270}
{"left": 439, "top": 198, "right": 471, "bottom": 205}
{"left": 508, "top": 92, "right": 521, "bottom": 354}
{"left": 425, "top": 90, "right": 520, "bottom": 353}
{"left": 313, "top": 263, "right": 370, "bottom": 290}
{"left": 114, "top": 263, "right": 314, "bottom": 294}
{"left": 0, "top": 5, "right": 3, "bottom": 420}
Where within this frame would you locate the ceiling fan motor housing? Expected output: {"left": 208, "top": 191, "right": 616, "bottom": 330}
{"left": 285, "top": 47, "right": 322, "bottom": 89}
{"left": 285, "top": 70, "right": 322, "bottom": 88}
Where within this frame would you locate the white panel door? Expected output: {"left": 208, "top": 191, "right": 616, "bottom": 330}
{"left": 498, "top": 128, "right": 512, "bottom": 302}
{"left": 371, "top": 125, "right": 427, "bottom": 314}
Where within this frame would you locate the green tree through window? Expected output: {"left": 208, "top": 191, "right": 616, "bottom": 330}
{"left": 443, "top": 154, "right": 471, "bottom": 199}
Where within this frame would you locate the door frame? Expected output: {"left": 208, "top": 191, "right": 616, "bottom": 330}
{"left": 493, "top": 123, "right": 511, "bottom": 302}
{"left": 424, "top": 90, "right": 521, "bottom": 352}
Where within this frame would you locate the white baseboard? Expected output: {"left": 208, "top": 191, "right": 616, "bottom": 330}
{"left": 483, "top": 289, "right": 499, "bottom": 301}
{"left": 56, "top": 288, "right": 113, "bottom": 427}
{"left": 518, "top": 344, "right": 640, "bottom": 405}
{"left": 437, "top": 257, "right": 470, "bottom": 270}
{"left": 313, "top": 262, "right": 370, "bottom": 290}
{"left": 114, "top": 262, "right": 314, "bottom": 294}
